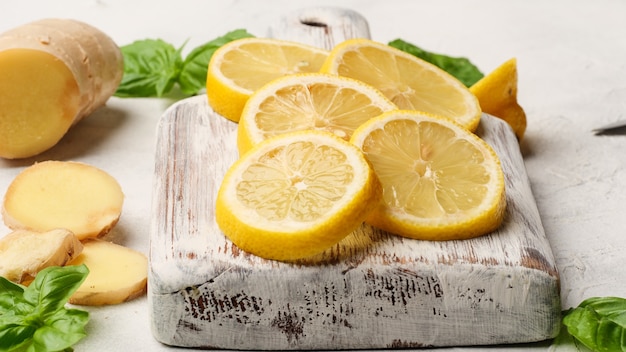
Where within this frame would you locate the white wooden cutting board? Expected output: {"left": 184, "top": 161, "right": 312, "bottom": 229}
{"left": 148, "top": 7, "right": 561, "bottom": 350}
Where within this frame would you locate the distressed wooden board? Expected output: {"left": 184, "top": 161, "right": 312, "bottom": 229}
{"left": 148, "top": 7, "right": 560, "bottom": 350}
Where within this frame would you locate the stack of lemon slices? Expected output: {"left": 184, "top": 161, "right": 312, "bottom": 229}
{"left": 207, "top": 37, "right": 508, "bottom": 261}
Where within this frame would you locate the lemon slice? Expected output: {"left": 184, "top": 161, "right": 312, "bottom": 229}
{"left": 237, "top": 73, "right": 397, "bottom": 154}
{"left": 350, "top": 110, "right": 506, "bottom": 240}
{"left": 216, "top": 130, "right": 381, "bottom": 261}
{"left": 206, "top": 37, "right": 329, "bottom": 122}
{"left": 470, "top": 58, "right": 527, "bottom": 140}
{"left": 321, "top": 38, "right": 482, "bottom": 131}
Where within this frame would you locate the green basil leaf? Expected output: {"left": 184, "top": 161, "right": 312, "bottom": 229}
{"left": 178, "top": 29, "right": 254, "bottom": 95}
{"left": 0, "top": 266, "right": 89, "bottom": 352}
{"left": 4, "top": 301, "right": 35, "bottom": 318}
{"left": 388, "top": 39, "right": 484, "bottom": 87}
{"left": 31, "top": 309, "right": 89, "bottom": 352}
{"left": 0, "top": 277, "right": 25, "bottom": 314}
{"left": 0, "top": 323, "right": 36, "bottom": 351}
{"left": 563, "top": 296, "right": 626, "bottom": 352}
{"left": 23, "top": 265, "right": 89, "bottom": 319}
{"left": 115, "top": 39, "right": 183, "bottom": 97}
{"left": 0, "top": 276, "right": 23, "bottom": 295}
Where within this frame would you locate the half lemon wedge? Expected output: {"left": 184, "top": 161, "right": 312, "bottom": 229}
{"left": 470, "top": 58, "right": 527, "bottom": 140}
{"left": 350, "top": 110, "right": 506, "bottom": 240}
{"left": 237, "top": 73, "right": 397, "bottom": 154}
{"left": 206, "top": 37, "right": 329, "bottom": 122}
{"left": 321, "top": 38, "right": 482, "bottom": 131}
{"left": 216, "top": 130, "right": 381, "bottom": 261}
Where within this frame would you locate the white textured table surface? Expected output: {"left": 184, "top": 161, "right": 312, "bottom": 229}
{"left": 1, "top": 1, "right": 625, "bottom": 351}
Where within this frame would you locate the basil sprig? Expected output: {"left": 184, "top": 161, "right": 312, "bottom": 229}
{"left": 388, "top": 39, "right": 484, "bottom": 87}
{"left": 114, "top": 29, "right": 254, "bottom": 98}
{"left": 561, "top": 296, "right": 626, "bottom": 352}
{"left": 0, "top": 265, "right": 90, "bottom": 352}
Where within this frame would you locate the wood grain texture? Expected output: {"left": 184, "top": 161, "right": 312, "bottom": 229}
{"left": 149, "top": 7, "right": 560, "bottom": 350}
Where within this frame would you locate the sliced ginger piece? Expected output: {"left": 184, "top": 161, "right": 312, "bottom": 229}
{"left": 2, "top": 160, "right": 124, "bottom": 240}
{"left": 0, "top": 228, "right": 83, "bottom": 284}
{"left": 68, "top": 239, "right": 147, "bottom": 306}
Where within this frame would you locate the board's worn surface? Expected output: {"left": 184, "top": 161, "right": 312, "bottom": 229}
{"left": 148, "top": 7, "right": 560, "bottom": 350}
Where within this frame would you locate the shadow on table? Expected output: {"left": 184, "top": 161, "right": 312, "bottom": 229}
{"left": 0, "top": 104, "right": 129, "bottom": 169}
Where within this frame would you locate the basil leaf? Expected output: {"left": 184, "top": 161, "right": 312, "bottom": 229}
{"left": 0, "top": 265, "right": 90, "bottom": 352}
{"left": 31, "top": 309, "right": 89, "bottom": 352}
{"left": 388, "top": 39, "right": 484, "bottom": 87}
{"left": 0, "top": 323, "right": 36, "bottom": 351}
{"left": 179, "top": 29, "right": 254, "bottom": 95}
{"left": 0, "top": 277, "right": 24, "bottom": 313}
{"left": 115, "top": 39, "right": 183, "bottom": 97}
{"left": 562, "top": 296, "right": 626, "bottom": 352}
{"left": 23, "top": 265, "right": 89, "bottom": 319}
{"left": 0, "top": 276, "right": 23, "bottom": 295}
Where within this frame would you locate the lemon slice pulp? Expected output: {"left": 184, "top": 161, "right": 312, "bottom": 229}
{"left": 322, "top": 38, "right": 482, "bottom": 131}
{"left": 216, "top": 130, "right": 381, "bottom": 261}
{"left": 206, "top": 37, "right": 329, "bottom": 122}
{"left": 237, "top": 73, "right": 397, "bottom": 154}
{"left": 350, "top": 110, "right": 506, "bottom": 240}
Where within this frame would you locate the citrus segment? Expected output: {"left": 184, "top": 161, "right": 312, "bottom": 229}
{"left": 350, "top": 110, "right": 506, "bottom": 240}
{"left": 206, "top": 37, "right": 329, "bottom": 122}
{"left": 321, "top": 38, "right": 482, "bottom": 131}
{"left": 216, "top": 130, "right": 381, "bottom": 261}
{"left": 237, "top": 73, "right": 397, "bottom": 154}
{"left": 470, "top": 58, "right": 527, "bottom": 140}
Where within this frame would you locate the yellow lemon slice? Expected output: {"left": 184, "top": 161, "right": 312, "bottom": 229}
{"left": 321, "top": 38, "right": 482, "bottom": 131}
{"left": 206, "top": 37, "right": 329, "bottom": 122}
{"left": 216, "top": 130, "right": 381, "bottom": 261}
{"left": 470, "top": 58, "right": 527, "bottom": 140}
{"left": 237, "top": 73, "right": 397, "bottom": 155}
{"left": 350, "top": 110, "right": 506, "bottom": 240}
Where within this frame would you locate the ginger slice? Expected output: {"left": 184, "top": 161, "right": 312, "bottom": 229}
{"left": 0, "top": 228, "right": 83, "bottom": 284}
{"left": 2, "top": 161, "right": 124, "bottom": 240}
{"left": 68, "top": 239, "right": 147, "bottom": 306}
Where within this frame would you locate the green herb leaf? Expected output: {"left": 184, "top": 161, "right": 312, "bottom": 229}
{"left": 0, "top": 279, "right": 24, "bottom": 314}
{"left": 388, "top": 39, "right": 484, "bottom": 87}
{"left": 31, "top": 309, "right": 90, "bottom": 351}
{"left": 178, "top": 29, "right": 254, "bottom": 95}
{"left": 0, "top": 265, "right": 90, "bottom": 352}
{"left": 562, "top": 296, "right": 626, "bottom": 352}
{"left": 115, "top": 39, "right": 183, "bottom": 97}
{"left": 0, "top": 323, "right": 36, "bottom": 352}
{"left": 24, "top": 264, "right": 89, "bottom": 319}
{"left": 115, "top": 30, "right": 255, "bottom": 98}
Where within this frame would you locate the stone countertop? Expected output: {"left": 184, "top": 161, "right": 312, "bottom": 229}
{"left": 1, "top": 0, "right": 625, "bottom": 351}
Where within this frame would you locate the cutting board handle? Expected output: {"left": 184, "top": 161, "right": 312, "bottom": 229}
{"left": 268, "top": 7, "right": 371, "bottom": 49}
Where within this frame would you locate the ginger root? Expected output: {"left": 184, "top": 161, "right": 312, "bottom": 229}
{"left": 0, "top": 18, "right": 123, "bottom": 159}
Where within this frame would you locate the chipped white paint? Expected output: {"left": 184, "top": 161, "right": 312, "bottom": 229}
{"left": 149, "top": 7, "right": 560, "bottom": 350}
